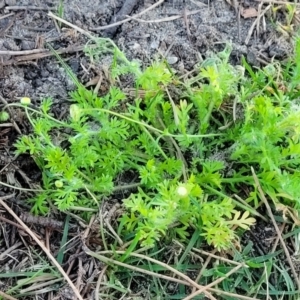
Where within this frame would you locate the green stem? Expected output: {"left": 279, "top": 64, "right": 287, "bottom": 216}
{"left": 5, "top": 103, "right": 67, "bottom": 126}
{"left": 221, "top": 176, "right": 253, "bottom": 183}
{"left": 201, "top": 97, "right": 217, "bottom": 134}
{"left": 82, "top": 108, "right": 222, "bottom": 139}
{"left": 142, "top": 126, "right": 168, "bottom": 160}
{"left": 202, "top": 184, "right": 265, "bottom": 219}
{"left": 113, "top": 183, "right": 140, "bottom": 192}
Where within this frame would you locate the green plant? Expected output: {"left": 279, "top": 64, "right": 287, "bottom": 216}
{"left": 9, "top": 38, "right": 300, "bottom": 253}
{"left": 0, "top": 111, "right": 9, "bottom": 122}
{"left": 57, "top": 0, "right": 64, "bottom": 27}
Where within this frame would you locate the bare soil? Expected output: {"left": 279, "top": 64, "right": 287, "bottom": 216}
{"left": 0, "top": 0, "right": 297, "bottom": 299}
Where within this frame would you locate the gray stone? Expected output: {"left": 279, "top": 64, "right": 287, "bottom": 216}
{"left": 166, "top": 56, "right": 178, "bottom": 65}
{"left": 5, "top": 0, "right": 16, "bottom": 5}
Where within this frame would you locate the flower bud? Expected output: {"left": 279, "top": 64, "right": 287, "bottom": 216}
{"left": 55, "top": 180, "right": 63, "bottom": 188}
{"left": 20, "top": 97, "right": 31, "bottom": 105}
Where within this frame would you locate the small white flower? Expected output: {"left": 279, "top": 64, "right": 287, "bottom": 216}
{"left": 176, "top": 186, "right": 188, "bottom": 197}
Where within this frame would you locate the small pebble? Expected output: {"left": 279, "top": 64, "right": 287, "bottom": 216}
{"left": 20, "top": 40, "right": 35, "bottom": 51}
{"left": 69, "top": 57, "right": 79, "bottom": 73}
{"left": 40, "top": 69, "right": 50, "bottom": 77}
{"left": 166, "top": 56, "right": 178, "bottom": 65}
{"left": 5, "top": 0, "right": 16, "bottom": 5}
{"left": 150, "top": 40, "right": 159, "bottom": 49}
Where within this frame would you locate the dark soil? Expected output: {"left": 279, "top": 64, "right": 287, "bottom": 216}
{"left": 0, "top": 0, "right": 298, "bottom": 299}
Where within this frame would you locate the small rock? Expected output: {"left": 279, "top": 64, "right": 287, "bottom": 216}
{"left": 20, "top": 40, "right": 35, "bottom": 50}
{"left": 5, "top": 0, "right": 16, "bottom": 5}
{"left": 69, "top": 57, "right": 79, "bottom": 73}
{"left": 166, "top": 56, "right": 178, "bottom": 65}
{"left": 150, "top": 40, "right": 159, "bottom": 49}
{"left": 40, "top": 69, "right": 50, "bottom": 77}
{"left": 131, "top": 42, "right": 140, "bottom": 50}
{"left": 0, "top": 0, "right": 5, "bottom": 9}
{"left": 246, "top": 51, "right": 260, "bottom": 67}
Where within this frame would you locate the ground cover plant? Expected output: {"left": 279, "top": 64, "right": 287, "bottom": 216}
{"left": 2, "top": 31, "right": 300, "bottom": 299}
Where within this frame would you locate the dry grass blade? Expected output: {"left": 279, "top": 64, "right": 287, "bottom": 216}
{"left": 256, "top": 0, "right": 300, "bottom": 4}
{"left": 183, "top": 263, "right": 247, "bottom": 300}
{"left": 86, "top": 248, "right": 259, "bottom": 299}
{"left": 245, "top": 4, "right": 271, "bottom": 45}
{"left": 5, "top": 6, "right": 55, "bottom": 11}
{"left": 192, "top": 248, "right": 242, "bottom": 266}
{"left": 0, "top": 241, "right": 22, "bottom": 260}
{"left": 0, "top": 195, "right": 84, "bottom": 300}
{"left": 0, "top": 291, "right": 18, "bottom": 300}
{"left": 126, "top": 9, "right": 201, "bottom": 24}
{"left": 84, "top": 247, "right": 217, "bottom": 300}
{"left": 95, "top": 265, "right": 108, "bottom": 300}
{"left": 2, "top": 45, "right": 93, "bottom": 66}
{"left": 208, "top": 288, "right": 262, "bottom": 300}
{"left": 0, "top": 49, "right": 47, "bottom": 56}
{"left": 191, "top": 248, "right": 216, "bottom": 294}
{"left": 48, "top": 12, "right": 94, "bottom": 40}
{"left": 251, "top": 167, "right": 300, "bottom": 290}
{"left": 0, "top": 13, "right": 15, "bottom": 21}
{"left": 20, "top": 278, "right": 63, "bottom": 293}
{"left": 90, "top": 0, "right": 165, "bottom": 31}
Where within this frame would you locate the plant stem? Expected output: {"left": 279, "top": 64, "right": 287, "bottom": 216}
{"left": 83, "top": 108, "right": 222, "bottom": 139}
{"left": 113, "top": 183, "right": 140, "bottom": 192}
{"left": 203, "top": 184, "right": 265, "bottom": 219}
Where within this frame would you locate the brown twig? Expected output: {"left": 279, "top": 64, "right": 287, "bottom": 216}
{"left": 0, "top": 215, "right": 24, "bottom": 230}
{"left": 256, "top": 2, "right": 263, "bottom": 38}
{"left": 0, "top": 195, "right": 84, "bottom": 300}
{"left": 251, "top": 167, "right": 300, "bottom": 290}
{"left": 0, "top": 12, "right": 14, "bottom": 20}
{"left": 127, "top": 14, "right": 183, "bottom": 23}
{"left": 90, "top": 0, "right": 165, "bottom": 31}
{"left": 0, "top": 123, "right": 14, "bottom": 127}
{"left": 0, "top": 291, "right": 18, "bottom": 300}
{"left": 271, "top": 222, "right": 285, "bottom": 253}
{"left": 125, "top": 9, "right": 201, "bottom": 24}
{"left": 48, "top": 12, "right": 94, "bottom": 39}
{"left": 76, "top": 258, "right": 84, "bottom": 292}
{"left": 2, "top": 45, "right": 93, "bottom": 66}
{"left": 191, "top": 249, "right": 216, "bottom": 294}
{"left": 0, "top": 241, "right": 22, "bottom": 260}
{"left": 192, "top": 248, "right": 242, "bottom": 266}
{"left": 5, "top": 6, "right": 55, "bottom": 11}
{"left": 183, "top": 7, "right": 191, "bottom": 41}
{"left": 0, "top": 48, "right": 47, "bottom": 56}
{"left": 95, "top": 266, "right": 108, "bottom": 300}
